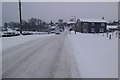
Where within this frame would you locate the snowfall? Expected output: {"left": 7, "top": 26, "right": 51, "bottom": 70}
{"left": 0, "top": 30, "right": 118, "bottom": 78}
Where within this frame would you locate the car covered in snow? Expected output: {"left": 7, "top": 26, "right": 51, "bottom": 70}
{"left": 55, "top": 30, "right": 61, "bottom": 35}
{"left": 2, "top": 32, "right": 20, "bottom": 37}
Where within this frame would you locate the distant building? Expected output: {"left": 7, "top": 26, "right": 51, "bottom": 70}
{"left": 50, "top": 25, "right": 56, "bottom": 33}
{"left": 75, "top": 18, "right": 107, "bottom": 33}
{"left": 49, "top": 21, "right": 55, "bottom": 26}
{"left": 67, "top": 21, "right": 76, "bottom": 29}
{"left": 107, "top": 25, "right": 118, "bottom": 32}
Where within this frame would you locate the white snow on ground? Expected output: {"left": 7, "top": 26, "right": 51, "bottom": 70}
{"left": 2, "top": 34, "right": 54, "bottom": 51}
{"left": 0, "top": 37, "right": 2, "bottom": 78}
{"left": 67, "top": 31, "right": 118, "bottom": 78}
{"left": 118, "top": 39, "right": 120, "bottom": 79}
{"left": 1, "top": 30, "right": 118, "bottom": 78}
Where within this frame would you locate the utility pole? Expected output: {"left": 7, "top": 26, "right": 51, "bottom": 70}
{"left": 19, "top": 0, "right": 22, "bottom": 34}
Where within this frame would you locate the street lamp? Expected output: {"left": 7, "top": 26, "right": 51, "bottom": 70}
{"left": 19, "top": 0, "right": 22, "bottom": 34}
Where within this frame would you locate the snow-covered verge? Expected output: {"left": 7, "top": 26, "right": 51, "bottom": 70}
{"left": 0, "top": 38, "right": 2, "bottom": 78}
{"left": 118, "top": 39, "right": 120, "bottom": 79}
{"left": 2, "top": 34, "right": 54, "bottom": 51}
{"left": 67, "top": 31, "right": 118, "bottom": 78}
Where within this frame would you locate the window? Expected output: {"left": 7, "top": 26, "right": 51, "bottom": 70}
{"left": 91, "top": 23, "right": 95, "bottom": 26}
{"left": 100, "top": 28, "right": 104, "bottom": 32}
{"left": 101, "top": 23, "right": 105, "bottom": 26}
{"left": 83, "top": 23, "right": 87, "bottom": 25}
{"left": 83, "top": 26, "right": 85, "bottom": 28}
{"left": 83, "top": 23, "right": 88, "bottom": 27}
{"left": 91, "top": 28, "right": 95, "bottom": 32}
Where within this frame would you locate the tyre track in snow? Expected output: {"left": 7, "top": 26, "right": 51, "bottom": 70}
{"left": 2, "top": 32, "right": 80, "bottom": 78}
{"left": 2, "top": 35, "right": 55, "bottom": 78}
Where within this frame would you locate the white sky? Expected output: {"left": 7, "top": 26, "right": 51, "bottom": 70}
{"left": 2, "top": 2, "right": 119, "bottom": 25}
{"left": 1, "top": 0, "right": 120, "bottom": 2}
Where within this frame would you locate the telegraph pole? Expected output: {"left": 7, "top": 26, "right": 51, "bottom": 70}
{"left": 19, "top": 0, "right": 22, "bottom": 34}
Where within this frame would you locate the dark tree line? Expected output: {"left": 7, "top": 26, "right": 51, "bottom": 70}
{"left": 2, "top": 18, "right": 49, "bottom": 32}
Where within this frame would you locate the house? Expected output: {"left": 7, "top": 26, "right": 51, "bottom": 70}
{"left": 50, "top": 26, "right": 56, "bottom": 33}
{"left": 67, "top": 21, "right": 76, "bottom": 29}
{"left": 75, "top": 19, "right": 107, "bottom": 33}
{"left": 107, "top": 25, "right": 118, "bottom": 32}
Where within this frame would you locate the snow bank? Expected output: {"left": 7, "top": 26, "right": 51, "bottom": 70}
{"left": 2, "top": 34, "right": 54, "bottom": 51}
{"left": 0, "top": 38, "right": 2, "bottom": 78}
{"left": 68, "top": 32, "right": 118, "bottom": 78}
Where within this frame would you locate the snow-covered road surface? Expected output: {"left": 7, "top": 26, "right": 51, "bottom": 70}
{"left": 2, "top": 31, "right": 118, "bottom": 78}
{"left": 2, "top": 32, "right": 80, "bottom": 78}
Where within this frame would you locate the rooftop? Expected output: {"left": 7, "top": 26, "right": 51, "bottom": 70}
{"left": 79, "top": 18, "right": 107, "bottom": 23}
{"left": 67, "top": 21, "right": 76, "bottom": 24}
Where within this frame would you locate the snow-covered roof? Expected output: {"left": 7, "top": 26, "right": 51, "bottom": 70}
{"left": 67, "top": 21, "right": 76, "bottom": 24}
{"left": 107, "top": 25, "right": 118, "bottom": 29}
{"left": 79, "top": 18, "right": 107, "bottom": 23}
{"left": 50, "top": 26, "right": 56, "bottom": 29}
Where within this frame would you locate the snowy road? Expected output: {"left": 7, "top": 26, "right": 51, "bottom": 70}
{"left": 2, "top": 31, "right": 118, "bottom": 78}
{"left": 2, "top": 32, "right": 80, "bottom": 78}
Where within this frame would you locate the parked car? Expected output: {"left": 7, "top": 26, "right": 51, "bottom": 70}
{"left": 55, "top": 29, "right": 61, "bottom": 35}
{"left": 2, "top": 32, "right": 20, "bottom": 37}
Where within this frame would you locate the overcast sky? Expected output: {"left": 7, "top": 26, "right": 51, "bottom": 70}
{"left": 2, "top": 2, "right": 118, "bottom": 24}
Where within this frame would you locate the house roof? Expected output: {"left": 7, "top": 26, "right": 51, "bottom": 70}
{"left": 50, "top": 26, "right": 56, "bottom": 29}
{"left": 107, "top": 25, "right": 118, "bottom": 29}
{"left": 67, "top": 21, "right": 76, "bottom": 24}
{"left": 79, "top": 18, "right": 107, "bottom": 23}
